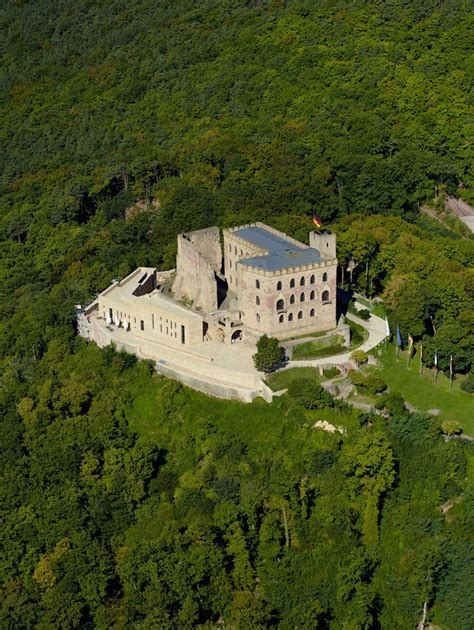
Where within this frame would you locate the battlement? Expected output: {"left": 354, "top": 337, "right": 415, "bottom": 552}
{"left": 238, "top": 256, "right": 337, "bottom": 277}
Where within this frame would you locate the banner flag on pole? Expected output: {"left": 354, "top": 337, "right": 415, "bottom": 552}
{"left": 312, "top": 210, "right": 323, "bottom": 229}
{"left": 449, "top": 355, "right": 454, "bottom": 388}
{"left": 419, "top": 341, "right": 423, "bottom": 374}
{"left": 385, "top": 317, "right": 390, "bottom": 338}
{"left": 434, "top": 350, "right": 438, "bottom": 368}
{"left": 396, "top": 325, "right": 402, "bottom": 348}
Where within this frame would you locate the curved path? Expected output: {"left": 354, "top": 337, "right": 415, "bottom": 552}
{"left": 285, "top": 311, "right": 387, "bottom": 370}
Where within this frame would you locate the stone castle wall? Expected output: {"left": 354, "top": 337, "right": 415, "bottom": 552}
{"left": 223, "top": 228, "right": 263, "bottom": 294}
{"left": 172, "top": 227, "right": 220, "bottom": 312}
{"left": 238, "top": 261, "right": 337, "bottom": 339}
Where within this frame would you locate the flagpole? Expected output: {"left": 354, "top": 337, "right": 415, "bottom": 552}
{"left": 419, "top": 342, "right": 423, "bottom": 375}
{"left": 406, "top": 334, "right": 413, "bottom": 369}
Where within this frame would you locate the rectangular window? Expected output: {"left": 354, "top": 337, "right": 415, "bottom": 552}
{"left": 152, "top": 314, "right": 154, "bottom": 329}
{"left": 140, "top": 320, "right": 144, "bottom": 331}
{"left": 166, "top": 327, "right": 168, "bottom": 335}
{"left": 181, "top": 325, "right": 185, "bottom": 344}
{"left": 134, "top": 317, "right": 136, "bottom": 324}
{"left": 160, "top": 324, "right": 162, "bottom": 332}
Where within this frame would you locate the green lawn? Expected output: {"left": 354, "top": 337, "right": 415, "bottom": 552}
{"left": 349, "top": 320, "right": 368, "bottom": 349}
{"left": 266, "top": 366, "right": 320, "bottom": 391}
{"left": 371, "top": 302, "right": 387, "bottom": 319}
{"left": 292, "top": 341, "right": 347, "bottom": 360}
{"left": 372, "top": 343, "right": 474, "bottom": 435}
{"left": 280, "top": 329, "right": 329, "bottom": 342}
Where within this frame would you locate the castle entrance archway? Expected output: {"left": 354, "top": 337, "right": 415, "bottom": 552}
{"left": 231, "top": 329, "right": 243, "bottom": 343}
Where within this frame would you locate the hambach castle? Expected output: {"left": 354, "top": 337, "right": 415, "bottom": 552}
{"left": 79, "top": 222, "right": 337, "bottom": 355}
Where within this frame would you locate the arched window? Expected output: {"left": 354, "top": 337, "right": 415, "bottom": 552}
{"left": 256, "top": 313, "right": 260, "bottom": 322}
{"left": 310, "top": 274, "right": 315, "bottom": 284}
{"left": 256, "top": 296, "right": 260, "bottom": 306}
{"left": 300, "top": 293, "right": 305, "bottom": 302}
{"left": 277, "top": 280, "right": 282, "bottom": 291}
{"left": 290, "top": 278, "right": 295, "bottom": 288}
{"left": 300, "top": 277, "right": 305, "bottom": 286}
{"left": 229, "top": 243, "right": 232, "bottom": 252}
{"left": 322, "top": 272, "right": 327, "bottom": 282}
{"left": 310, "top": 308, "right": 315, "bottom": 317}
{"left": 240, "top": 249, "right": 243, "bottom": 256}
{"left": 298, "top": 310, "right": 303, "bottom": 320}
{"left": 310, "top": 290, "right": 315, "bottom": 300}
{"left": 229, "top": 260, "right": 232, "bottom": 268}
{"left": 279, "top": 314, "right": 284, "bottom": 323}
{"left": 256, "top": 279, "right": 260, "bottom": 289}
{"left": 322, "top": 290, "right": 330, "bottom": 303}
{"left": 276, "top": 299, "right": 284, "bottom": 311}
{"left": 290, "top": 294, "right": 295, "bottom": 304}
{"left": 288, "top": 313, "right": 293, "bottom": 322}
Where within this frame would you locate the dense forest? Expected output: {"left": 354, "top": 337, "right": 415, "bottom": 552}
{"left": 1, "top": 0, "right": 473, "bottom": 628}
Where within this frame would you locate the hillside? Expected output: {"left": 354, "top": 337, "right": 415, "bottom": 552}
{"left": 1, "top": 1, "right": 473, "bottom": 628}
{"left": 1, "top": 0, "right": 472, "bottom": 225}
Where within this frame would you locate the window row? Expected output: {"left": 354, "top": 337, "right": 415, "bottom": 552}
{"left": 275, "top": 291, "right": 329, "bottom": 310}
{"left": 255, "top": 309, "right": 316, "bottom": 323}
{"left": 256, "top": 273, "right": 328, "bottom": 291}
{"left": 279, "top": 309, "right": 315, "bottom": 322}
{"left": 104, "top": 308, "right": 185, "bottom": 342}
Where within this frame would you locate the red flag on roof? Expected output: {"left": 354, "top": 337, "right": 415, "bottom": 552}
{"left": 312, "top": 211, "right": 323, "bottom": 229}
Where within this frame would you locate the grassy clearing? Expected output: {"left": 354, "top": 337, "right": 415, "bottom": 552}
{"left": 266, "top": 366, "right": 320, "bottom": 391}
{"left": 372, "top": 343, "right": 474, "bottom": 435}
{"left": 371, "top": 302, "right": 386, "bottom": 318}
{"left": 280, "top": 329, "right": 329, "bottom": 342}
{"left": 292, "top": 341, "right": 347, "bottom": 360}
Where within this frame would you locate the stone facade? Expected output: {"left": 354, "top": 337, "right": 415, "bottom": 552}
{"left": 96, "top": 268, "right": 204, "bottom": 348}
{"left": 171, "top": 227, "right": 220, "bottom": 313}
{"left": 79, "top": 221, "right": 338, "bottom": 352}
{"left": 223, "top": 223, "right": 337, "bottom": 341}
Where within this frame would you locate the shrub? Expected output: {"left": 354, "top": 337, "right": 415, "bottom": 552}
{"left": 375, "top": 391, "right": 406, "bottom": 416}
{"left": 351, "top": 350, "right": 368, "bottom": 365}
{"left": 323, "top": 367, "right": 341, "bottom": 379}
{"left": 287, "top": 378, "right": 333, "bottom": 409}
{"left": 364, "top": 374, "right": 387, "bottom": 395}
{"left": 460, "top": 371, "right": 474, "bottom": 394}
{"left": 348, "top": 369, "right": 367, "bottom": 387}
{"left": 441, "top": 420, "right": 463, "bottom": 436}
{"left": 357, "top": 309, "right": 371, "bottom": 320}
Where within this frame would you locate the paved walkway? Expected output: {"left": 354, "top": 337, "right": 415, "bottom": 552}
{"left": 285, "top": 311, "right": 387, "bottom": 370}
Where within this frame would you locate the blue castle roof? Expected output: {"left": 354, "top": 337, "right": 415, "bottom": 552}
{"left": 233, "top": 226, "right": 322, "bottom": 271}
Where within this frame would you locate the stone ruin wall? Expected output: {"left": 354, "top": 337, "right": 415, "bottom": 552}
{"left": 172, "top": 226, "right": 221, "bottom": 313}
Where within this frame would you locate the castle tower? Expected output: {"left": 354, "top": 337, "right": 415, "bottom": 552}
{"left": 309, "top": 231, "right": 336, "bottom": 259}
